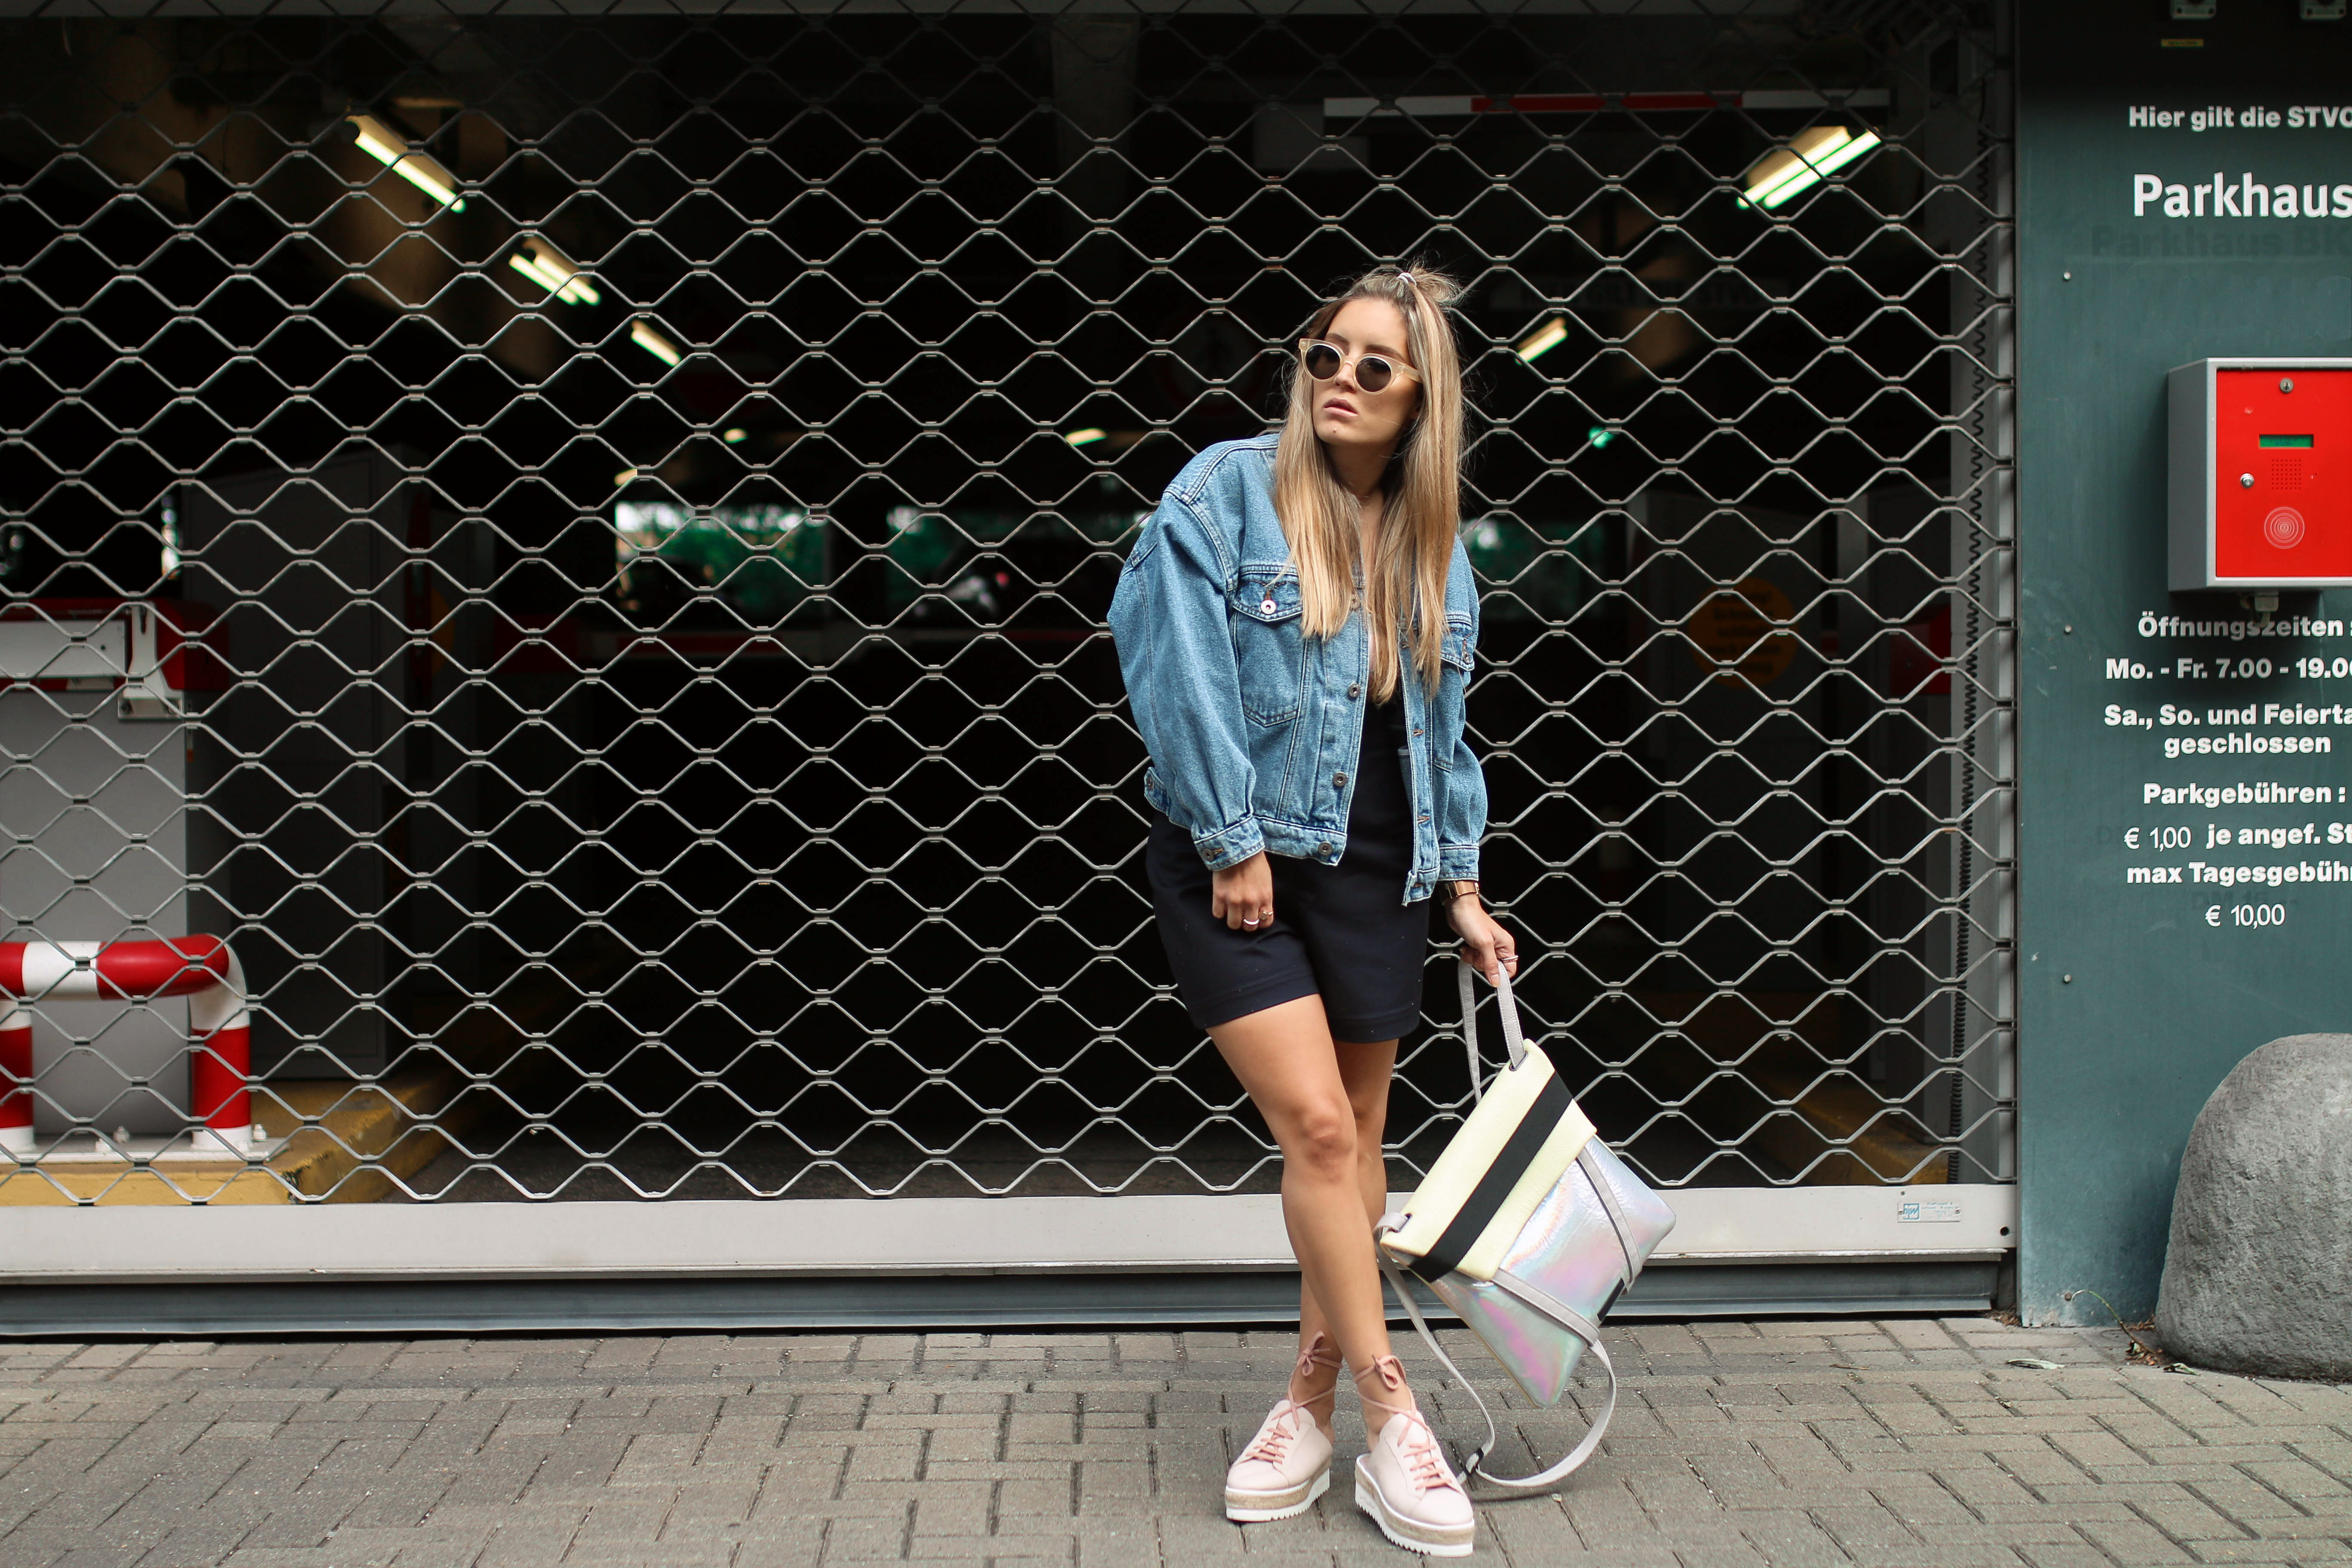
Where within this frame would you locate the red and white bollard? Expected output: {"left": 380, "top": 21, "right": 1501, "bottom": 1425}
{"left": 0, "top": 936, "right": 256, "bottom": 1159}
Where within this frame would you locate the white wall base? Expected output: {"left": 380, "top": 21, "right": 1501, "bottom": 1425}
{"left": 0, "top": 1185, "right": 2017, "bottom": 1284}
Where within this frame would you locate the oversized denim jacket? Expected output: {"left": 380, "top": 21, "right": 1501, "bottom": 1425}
{"left": 1107, "top": 433, "right": 1485, "bottom": 904}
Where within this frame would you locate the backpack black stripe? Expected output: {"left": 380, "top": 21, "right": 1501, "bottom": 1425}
{"left": 1410, "top": 1069, "right": 1577, "bottom": 1283}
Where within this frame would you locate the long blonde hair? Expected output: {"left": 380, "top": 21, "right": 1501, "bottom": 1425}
{"left": 1271, "top": 263, "right": 1466, "bottom": 702}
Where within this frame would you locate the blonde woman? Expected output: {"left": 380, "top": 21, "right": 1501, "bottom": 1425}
{"left": 1107, "top": 265, "right": 1515, "bottom": 1557}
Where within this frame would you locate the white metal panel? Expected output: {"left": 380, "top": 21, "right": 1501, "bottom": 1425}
{"left": 0, "top": 619, "right": 125, "bottom": 682}
{"left": 0, "top": 1185, "right": 2016, "bottom": 1283}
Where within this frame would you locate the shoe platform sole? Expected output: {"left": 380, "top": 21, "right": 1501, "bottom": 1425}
{"left": 1353, "top": 1465, "right": 1473, "bottom": 1557}
{"left": 1225, "top": 1464, "right": 1329, "bottom": 1522}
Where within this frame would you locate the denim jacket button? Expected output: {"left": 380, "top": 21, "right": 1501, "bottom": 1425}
{"left": 1316, "top": 842, "right": 1333, "bottom": 855}
{"left": 1347, "top": 682, "right": 1361, "bottom": 699}
{"left": 1332, "top": 772, "right": 1346, "bottom": 789}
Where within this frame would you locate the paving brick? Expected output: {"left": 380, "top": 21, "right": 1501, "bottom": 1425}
{"left": 2015, "top": 1546, "right": 2113, "bottom": 1568}
{"left": 0, "top": 1320, "right": 2339, "bottom": 1568}
{"left": 2245, "top": 1460, "right": 2352, "bottom": 1501}
{"left": 2183, "top": 1542, "right": 2352, "bottom": 1564}
{"left": 2077, "top": 1517, "right": 2200, "bottom": 1564}
{"left": 2241, "top": 1517, "right": 2352, "bottom": 1543}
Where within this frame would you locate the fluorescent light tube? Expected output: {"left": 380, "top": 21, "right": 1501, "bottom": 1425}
{"left": 1516, "top": 318, "right": 1568, "bottom": 362}
{"left": 507, "top": 238, "right": 600, "bottom": 306}
{"left": 1064, "top": 428, "right": 1108, "bottom": 446}
{"left": 631, "top": 321, "right": 684, "bottom": 368}
{"left": 348, "top": 113, "right": 465, "bottom": 212}
{"left": 1740, "top": 125, "right": 1881, "bottom": 210}
{"left": 1743, "top": 126, "right": 1885, "bottom": 208}
{"left": 1743, "top": 126, "right": 1851, "bottom": 207}
{"left": 508, "top": 253, "right": 564, "bottom": 293}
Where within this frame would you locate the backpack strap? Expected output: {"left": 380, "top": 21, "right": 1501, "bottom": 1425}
{"left": 1577, "top": 1143, "right": 1640, "bottom": 1280}
{"left": 1456, "top": 958, "right": 1528, "bottom": 1103}
{"left": 1374, "top": 1228, "right": 1620, "bottom": 1491}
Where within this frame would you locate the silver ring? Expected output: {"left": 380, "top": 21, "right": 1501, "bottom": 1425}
{"left": 1241, "top": 917, "right": 1262, "bottom": 928}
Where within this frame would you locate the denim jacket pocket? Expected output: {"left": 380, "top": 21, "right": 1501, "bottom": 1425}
{"left": 1431, "top": 616, "right": 1474, "bottom": 770}
{"left": 1231, "top": 567, "right": 1306, "bottom": 726}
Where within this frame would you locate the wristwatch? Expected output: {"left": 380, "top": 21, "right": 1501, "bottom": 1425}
{"left": 1445, "top": 879, "right": 1481, "bottom": 904}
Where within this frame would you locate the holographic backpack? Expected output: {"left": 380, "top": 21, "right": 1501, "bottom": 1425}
{"left": 1375, "top": 961, "right": 1676, "bottom": 1489}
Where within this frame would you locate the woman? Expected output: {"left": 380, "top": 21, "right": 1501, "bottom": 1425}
{"left": 1107, "top": 264, "right": 1516, "bottom": 1558}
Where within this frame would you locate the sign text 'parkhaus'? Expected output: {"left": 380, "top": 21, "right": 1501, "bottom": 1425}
{"left": 2131, "top": 174, "right": 2352, "bottom": 219}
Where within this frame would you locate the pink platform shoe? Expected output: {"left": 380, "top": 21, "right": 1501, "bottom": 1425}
{"left": 1352, "top": 1355, "right": 1474, "bottom": 1556}
{"left": 1224, "top": 1333, "right": 1341, "bottom": 1522}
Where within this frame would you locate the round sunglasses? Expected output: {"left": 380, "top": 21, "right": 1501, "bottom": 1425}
{"left": 1297, "top": 338, "right": 1421, "bottom": 394}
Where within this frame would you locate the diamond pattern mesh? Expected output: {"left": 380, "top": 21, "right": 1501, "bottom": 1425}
{"left": 0, "top": 3, "right": 2014, "bottom": 1207}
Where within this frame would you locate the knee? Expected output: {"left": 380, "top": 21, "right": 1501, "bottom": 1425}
{"left": 1286, "top": 1101, "right": 1358, "bottom": 1182}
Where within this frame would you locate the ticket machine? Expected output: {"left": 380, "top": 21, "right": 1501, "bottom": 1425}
{"left": 2169, "top": 357, "right": 2352, "bottom": 591}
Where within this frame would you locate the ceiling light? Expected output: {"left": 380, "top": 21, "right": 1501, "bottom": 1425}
{"left": 722, "top": 428, "right": 748, "bottom": 444}
{"left": 614, "top": 468, "right": 639, "bottom": 486}
{"left": 507, "top": 237, "right": 599, "bottom": 306}
{"left": 348, "top": 113, "right": 465, "bottom": 211}
{"left": 1586, "top": 426, "right": 1618, "bottom": 448}
{"left": 631, "top": 320, "right": 684, "bottom": 368}
{"left": 1065, "top": 428, "right": 1108, "bottom": 446}
{"left": 1740, "top": 125, "right": 1882, "bottom": 210}
{"left": 1516, "top": 318, "right": 1568, "bottom": 362}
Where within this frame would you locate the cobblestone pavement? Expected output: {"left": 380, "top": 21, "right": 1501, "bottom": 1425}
{"left": 0, "top": 1318, "right": 2347, "bottom": 1568}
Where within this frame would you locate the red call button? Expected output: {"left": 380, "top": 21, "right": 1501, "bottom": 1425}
{"left": 2214, "top": 367, "right": 2352, "bottom": 579}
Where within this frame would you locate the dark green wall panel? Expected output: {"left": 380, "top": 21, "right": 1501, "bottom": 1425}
{"left": 2019, "top": 2, "right": 2352, "bottom": 1322}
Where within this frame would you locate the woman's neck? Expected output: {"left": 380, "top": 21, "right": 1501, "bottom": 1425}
{"left": 1327, "top": 443, "right": 1390, "bottom": 500}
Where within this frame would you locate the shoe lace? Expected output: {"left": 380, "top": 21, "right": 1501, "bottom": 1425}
{"left": 1351, "top": 1356, "right": 1456, "bottom": 1494}
{"left": 1242, "top": 1411, "right": 1297, "bottom": 1464}
{"left": 1289, "top": 1332, "right": 1341, "bottom": 1412}
{"left": 1396, "top": 1414, "right": 1457, "bottom": 1493}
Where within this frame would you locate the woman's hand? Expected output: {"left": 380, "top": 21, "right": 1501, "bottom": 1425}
{"left": 1211, "top": 852, "right": 1275, "bottom": 932}
{"left": 1448, "top": 892, "right": 1519, "bottom": 983}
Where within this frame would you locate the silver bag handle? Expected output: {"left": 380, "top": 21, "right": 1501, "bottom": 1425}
{"left": 1456, "top": 956, "right": 1528, "bottom": 1105}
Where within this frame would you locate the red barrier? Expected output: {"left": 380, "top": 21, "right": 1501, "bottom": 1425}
{"left": 0, "top": 937, "right": 253, "bottom": 1157}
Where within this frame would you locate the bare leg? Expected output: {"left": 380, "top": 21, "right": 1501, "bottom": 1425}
{"left": 1210, "top": 998, "right": 1415, "bottom": 1424}
{"left": 1293, "top": 1037, "right": 1397, "bottom": 1430}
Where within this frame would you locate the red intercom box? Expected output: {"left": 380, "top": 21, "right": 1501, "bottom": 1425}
{"left": 2170, "top": 358, "right": 2352, "bottom": 590}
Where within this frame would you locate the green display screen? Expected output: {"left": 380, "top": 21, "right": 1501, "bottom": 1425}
{"left": 2260, "top": 434, "right": 2315, "bottom": 447}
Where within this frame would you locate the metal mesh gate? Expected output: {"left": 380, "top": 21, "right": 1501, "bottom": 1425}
{"left": 0, "top": 1, "right": 2013, "bottom": 1214}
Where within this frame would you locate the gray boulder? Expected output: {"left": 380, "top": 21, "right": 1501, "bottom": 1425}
{"left": 2155, "top": 1034, "right": 2352, "bottom": 1380}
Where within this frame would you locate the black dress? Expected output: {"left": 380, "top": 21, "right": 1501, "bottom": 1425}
{"left": 1145, "top": 680, "right": 1429, "bottom": 1041}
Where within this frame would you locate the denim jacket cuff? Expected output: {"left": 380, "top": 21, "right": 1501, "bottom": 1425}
{"left": 1192, "top": 815, "right": 1265, "bottom": 870}
{"left": 1437, "top": 844, "right": 1481, "bottom": 882}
